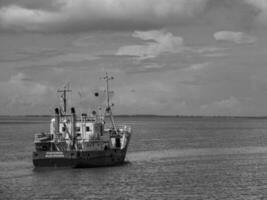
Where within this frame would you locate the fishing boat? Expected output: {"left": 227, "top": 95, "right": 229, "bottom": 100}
{"left": 32, "top": 74, "right": 131, "bottom": 167}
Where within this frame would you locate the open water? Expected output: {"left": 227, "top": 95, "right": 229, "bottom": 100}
{"left": 1, "top": 116, "right": 267, "bottom": 199}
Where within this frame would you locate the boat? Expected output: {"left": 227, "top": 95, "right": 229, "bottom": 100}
{"left": 32, "top": 74, "right": 132, "bottom": 167}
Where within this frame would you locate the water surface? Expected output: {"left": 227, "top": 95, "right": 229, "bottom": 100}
{"left": 1, "top": 116, "right": 267, "bottom": 199}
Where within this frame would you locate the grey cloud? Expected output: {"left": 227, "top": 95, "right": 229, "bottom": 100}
{"left": 0, "top": 0, "right": 264, "bottom": 33}
{"left": 116, "top": 30, "right": 184, "bottom": 59}
{"left": 0, "top": 73, "right": 53, "bottom": 110}
{"left": 0, "top": 0, "right": 63, "bottom": 11}
{"left": 201, "top": 0, "right": 259, "bottom": 31}
{"left": 244, "top": 0, "right": 267, "bottom": 26}
{"left": 214, "top": 31, "right": 257, "bottom": 44}
{"left": 0, "top": 0, "right": 208, "bottom": 33}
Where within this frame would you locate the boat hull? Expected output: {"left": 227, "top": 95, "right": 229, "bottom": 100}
{"left": 33, "top": 148, "right": 127, "bottom": 168}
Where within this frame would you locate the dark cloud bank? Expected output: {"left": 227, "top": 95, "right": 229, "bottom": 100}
{"left": 0, "top": 0, "right": 265, "bottom": 33}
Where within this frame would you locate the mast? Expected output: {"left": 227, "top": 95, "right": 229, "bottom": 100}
{"left": 57, "top": 84, "right": 72, "bottom": 114}
{"left": 103, "top": 73, "right": 117, "bottom": 133}
{"left": 104, "top": 72, "right": 113, "bottom": 109}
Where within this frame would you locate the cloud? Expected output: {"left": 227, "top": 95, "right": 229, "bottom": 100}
{"left": 0, "top": 5, "right": 59, "bottom": 32}
{"left": 244, "top": 0, "right": 267, "bottom": 26}
{"left": 212, "top": 96, "right": 240, "bottom": 109}
{"left": 8, "top": 73, "right": 49, "bottom": 103}
{"left": 200, "top": 96, "right": 241, "bottom": 115}
{"left": 143, "top": 63, "right": 163, "bottom": 69}
{"left": 214, "top": 31, "right": 256, "bottom": 44}
{"left": 114, "top": 81, "right": 188, "bottom": 115}
{"left": 195, "top": 47, "right": 227, "bottom": 54}
{"left": 3, "top": 52, "right": 98, "bottom": 73}
{"left": 0, "top": 73, "right": 53, "bottom": 111}
{"left": 192, "top": 47, "right": 228, "bottom": 57}
{"left": 0, "top": 0, "right": 208, "bottom": 32}
{"left": 116, "top": 30, "right": 184, "bottom": 59}
{"left": 0, "top": 0, "right": 63, "bottom": 11}
{"left": 186, "top": 62, "right": 210, "bottom": 71}
{"left": 0, "top": 0, "right": 266, "bottom": 33}
{"left": 203, "top": 53, "right": 228, "bottom": 57}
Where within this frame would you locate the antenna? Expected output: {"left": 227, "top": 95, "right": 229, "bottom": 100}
{"left": 57, "top": 84, "right": 72, "bottom": 114}
{"left": 101, "top": 73, "right": 117, "bottom": 132}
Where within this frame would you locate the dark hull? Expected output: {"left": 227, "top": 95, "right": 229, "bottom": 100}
{"left": 33, "top": 148, "right": 127, "bottom": 168}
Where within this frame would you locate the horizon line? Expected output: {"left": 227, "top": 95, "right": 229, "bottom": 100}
{"left": 0, "top": 114, "right": 267, "bottom": 118}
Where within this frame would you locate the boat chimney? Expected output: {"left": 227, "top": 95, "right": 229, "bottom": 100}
{"left": 71, "top": 107, "right": 76, "bottom": 138}
{"left": 54, "top": 108, "right": 60, "bottom": 134}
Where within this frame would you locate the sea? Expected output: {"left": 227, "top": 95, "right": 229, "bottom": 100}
{"left": 1, "top": 116, "right": 267, "bottom": 200}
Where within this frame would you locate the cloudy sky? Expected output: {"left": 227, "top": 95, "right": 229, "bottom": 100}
{"left": 1, "top": 0, "right": 267, "bottom": 116}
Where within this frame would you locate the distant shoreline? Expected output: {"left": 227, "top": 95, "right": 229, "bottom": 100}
{"left": 1, "top": 115, "right": 267, "bottom": 119}
{"left": 116, "top": 115, "right": 267, "bottom": 119}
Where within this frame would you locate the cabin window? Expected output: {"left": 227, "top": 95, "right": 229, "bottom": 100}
{"left": 76, "top": 127, "right": 80, "bottom": 132}
{"left": 86, "top": 126, "right": 90, "bottom": 132}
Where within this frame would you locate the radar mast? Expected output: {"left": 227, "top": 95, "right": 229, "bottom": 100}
{"left": 57, "top": 84, "right": 72, "bottom": 114}
{"left": 103, "top": 73, "right": 117, "bottom": 132}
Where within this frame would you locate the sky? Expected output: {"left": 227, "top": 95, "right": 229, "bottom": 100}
{"left": 1, "top": 0, "right": 267, "bottom": 116}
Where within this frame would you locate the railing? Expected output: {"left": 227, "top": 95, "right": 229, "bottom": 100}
{"left": 116, "top": 125, "right": 132, "bottom": 133}
{"left": 34, "top": 132, "right": 51, "bottom": 143}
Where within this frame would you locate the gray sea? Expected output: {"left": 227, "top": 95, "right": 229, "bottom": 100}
{"left": 1, "top": 116, "right": 267, "bottom": 199}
